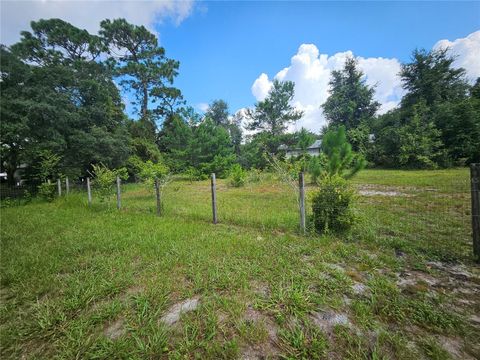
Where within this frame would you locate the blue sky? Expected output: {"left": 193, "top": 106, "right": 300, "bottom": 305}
{"left": 2, "top": 0, "right": 479, "bottom": 131}
{"left": 157, "top": 1, "right": 480, "bottom": 114}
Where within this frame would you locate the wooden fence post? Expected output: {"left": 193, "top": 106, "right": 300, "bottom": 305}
{"left": 116, "top": 176, "right": 121, "bottom": 210}
{"left": 65, "top": 177, "right": 70, "bottom": 195}
{"left": 57, "top": 179, "right": 62, "bottom": 197}
{"left": 299, "top": 172, "right": 306, "bottom": 234}
{"left": 471, "top": 163, "right": 480, "bottom": 261}
{"left": 155, "top": 178, "right": 161, "bottom": 216}
{"left": 211, "top": 173, "right": 217, "bottom": 224}
{"left": 87, "top": 177, "right": 92, "bottom": 206}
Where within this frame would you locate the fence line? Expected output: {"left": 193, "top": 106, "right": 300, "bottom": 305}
{"left": 211, "top": 173, "right": 218, "bottom": 224}
{"left": 1, "top": 168, "right": 478, "bottom": 259}
{"left": 471, "top": 163, "right": 480, "bottom": 260}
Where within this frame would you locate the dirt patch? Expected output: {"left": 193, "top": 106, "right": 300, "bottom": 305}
{"left": 436, "top": 335, "right": 475, "bottom": 360}
{"left": 104, "top": 318, "right": 126, "bottom": 340}
{"left": 359, "top": 189, "right": 411, "bottom": 197}
{"left": 160, "top": 297, "right": 200, "bottom": 326}
{"left": 396, "top": 270, "right": 438, "bottom": 288}
{"left": 352, "top": 282, "right": 368, "bottom": 296}
{"left": 241, "top": 305, "right": 279, "bottom": 359}
{"left": 357, "top": 184, "right": 413, "bottom": 197}
{"left": 251, "top": 281, "right": 270, "bottom": 298}
{"left": 119, "top": 285, "right": 145, "bottom": 302}
{"left": 325, "top": 263, "right": 346, "bottom": 273}
{"left": 311, "top": 310, "right": 350, "bottom": 333}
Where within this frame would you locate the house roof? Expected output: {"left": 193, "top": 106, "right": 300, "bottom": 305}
{"left": 278, "top": 139, "right": 322, "bottom": 152}
{"left": 309, "top": 139, "right": 322, "bottom": 149}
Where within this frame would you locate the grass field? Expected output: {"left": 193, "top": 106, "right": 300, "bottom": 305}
{"left": 1, "top": 169, "right": 479, "bottom": 359}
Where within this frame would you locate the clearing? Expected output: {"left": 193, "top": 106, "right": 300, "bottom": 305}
{"left": 1, "top": 168, "right": 479, "bottom": 359}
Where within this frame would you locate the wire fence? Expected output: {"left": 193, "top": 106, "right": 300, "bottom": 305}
{"left": 1, "top": 167, "right": 478, "bottom": 261}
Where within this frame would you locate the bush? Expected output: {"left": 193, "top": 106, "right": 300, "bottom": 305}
{"left": 92, "top": 164, "right": 128, "bottom": 202}
{"left": 311, "top": 175, "right": 356, "bottom": 234}
{"left": 308, "top": 155, "right": 324, "bottom": 184}
{"left": 228, "top": 164, "right": 247, "bottom": 187}
{"left": 38, "top": 182, "right": 56, "bottom": 202}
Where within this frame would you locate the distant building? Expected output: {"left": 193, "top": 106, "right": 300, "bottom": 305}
{"left": 279, "top": 139, "right": 322, "bottom": 159}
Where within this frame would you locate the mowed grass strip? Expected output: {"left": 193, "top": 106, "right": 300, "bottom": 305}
{"left": 1, "top": 169, "right": 479, "bottom": 359}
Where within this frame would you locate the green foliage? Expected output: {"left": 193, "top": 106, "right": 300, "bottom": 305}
{"left": 137, "top": 160, "right": 169, "bottom": 187}
{"left": 311, "top": 175, "right": 356, "bottom": 234}
{"left": 157, "top": 113, "right": 192, "bottom": 172}
{"left": 228, "top": 164, "right": 247, "bottom": 187}
{"left": 100, "top": 18, "right": 182, "bottom": 136}
{"left": 188, "top": 118, "right": 235, "bottom": 178}
{"left": 246, "top": 80, "right": 303, "bottom": 152}
{"left": 36, "top": 150, "right": 62, "bottom": 182}
{"left": 371, "top": 103, "right": 444, "bottom": 169}
{"left": 400, "top": 48, "right": 469, "bottom": 108}
{"left": 296, "top": 127, "right": 316, "bottom": 152}
{"left": 322, "top": 126, "right": 366, "bottom": 179}
{"left": 246, "top": 169, "right": 262, "bottom": 183}
{"left": 433, "top": 96, "right": 480, "bottom": 164}
{"left": 307, "top": 155, "right": 324, "bottom": 184}
{"left": 92, "top": 163, "right": 127, "bottom": 202}
{"left": 322, "top": 57, "right": 379, "bottom": 134}
{"left": 37, "top": 182, "right": 56, "bottom": 202}
{"left": 2, "top": 20, "right": 131, "bottom": 181}
{"left": 205, "top": 99, "right": 229, "bottom": 127}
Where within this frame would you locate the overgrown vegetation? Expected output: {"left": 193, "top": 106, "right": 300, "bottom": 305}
{"left": 311, "top": 175, "right": 356, "bottom": 234}
{"left": 1, "top": 169, "right": 478, "bottom": 359}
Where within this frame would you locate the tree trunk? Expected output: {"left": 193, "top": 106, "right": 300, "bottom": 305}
{"left": 141, "top": 81, "right": 148, "bottom": 120}
{"left": 6, "top": 167, "right": 16, "bottom": 186}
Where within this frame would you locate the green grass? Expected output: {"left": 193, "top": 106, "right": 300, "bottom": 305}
{"left": 1, "top": 169, "right": 479, "bottom": 359}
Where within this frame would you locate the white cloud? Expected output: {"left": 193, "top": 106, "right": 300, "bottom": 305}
{"left": 248, "top": 30, "right": 479, "bottom": 134}
{"left": 251, "top": 73, "right": 272, "bottom": 101}
{"left": 250, "top": 44, "right": 403, "bottom": 133}
{"left": 434, "top": 30, "right": 480, "bottom": 82}
{"left": 0, "top": 0, "right": 196, "bottom": 45}
{"left": 197, "top": 102, "right": 209, "bottom": 112}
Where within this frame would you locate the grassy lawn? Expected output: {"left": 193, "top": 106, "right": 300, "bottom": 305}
{"left": 1, "top": 169, "right": 479, "bottom": 359}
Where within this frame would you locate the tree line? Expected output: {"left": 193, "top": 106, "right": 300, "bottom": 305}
{"left": 1, "top": 18, "right": 479, "bottom": 187}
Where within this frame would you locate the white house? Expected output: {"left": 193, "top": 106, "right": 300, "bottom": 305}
{"left": 279, "top": 139, "right": 322, "bottom": 159}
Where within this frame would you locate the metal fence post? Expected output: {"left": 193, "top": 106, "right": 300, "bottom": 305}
{"left": 87, "top": 177, "right": 92, "bottom": 206}
{"left": 116, "top": 176, "right": 121, "bottom": 210}
{"left": 155, "top": 178, "right": 161, "bottom": 216}
{"left": 211, "top": 173, "right": 217, "bottom": 224}
{"left": 57, "top": 179, "right": 62, "bottom": 197}
{"left": 299, "top": 172, "right": 306, "bottom": 234}
{"left": 471, "top": 163, "right": 480, "bottom": 261}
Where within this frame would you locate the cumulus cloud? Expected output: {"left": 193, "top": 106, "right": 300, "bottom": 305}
{"left": 249, "top": 30, "right": 479, "bottom": 134}
{"left": 250, "top": 44, "right": 403, "bottom": 133}
{"left": 434, "top": 30, "right": 480, "bottom": 82}
{"left": 197, "top": 102, "right": 209, "bottom": 112}
{"left": 0, "top": 0, "right": 196, "bottom": 45}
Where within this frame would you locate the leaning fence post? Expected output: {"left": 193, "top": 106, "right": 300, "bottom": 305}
{"left": 471, "top": 163, "right": 480, "bottom": 261}
{"left": 154, "top": 178, "right": 161, "bottom": 216}
{"left": 299, "top": 172, "right": 306, "bottom": 234}
{"left": 87, "top": 177, "right": 92, "bottom": 205}
{"left": 211, "top": 173, "right": 217, "bottom": 224}
{"left": 65, "top": 177, "right": 70, "bottom": 195}
{"left": 57, "top": 179, "right": 62, "bottom": 197}
{"left": 116, "top": 176, "right": 121, "bottom": 210}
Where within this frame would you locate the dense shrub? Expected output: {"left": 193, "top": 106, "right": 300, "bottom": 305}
{"left": 311, "top": 175, "right": 356, "bottom": 234}
{"left": 37, "top": 182, "right": 56, "bottom": 202}
{"left": 228, "top": 164, "right": 247, "bottom": 187}
{"left": 92, "top": 164, "right": 128, "bottom": 202}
